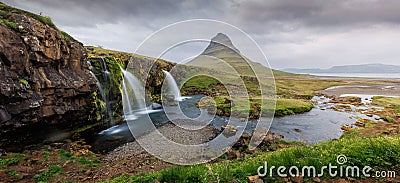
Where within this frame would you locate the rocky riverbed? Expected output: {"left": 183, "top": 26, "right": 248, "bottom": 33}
{"left": 92, "top": 121, "right": 218, "bottom": 180}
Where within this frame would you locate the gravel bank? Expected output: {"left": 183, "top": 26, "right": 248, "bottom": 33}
{"left": 93, "top": 121, "right": 218, "bottom": 180}
{"left": 320, "top": 84, "right": 400, "bottom": 97}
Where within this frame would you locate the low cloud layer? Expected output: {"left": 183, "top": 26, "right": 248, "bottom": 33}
{"left": 3, "top": 0, "right": 400, "bottom": 69}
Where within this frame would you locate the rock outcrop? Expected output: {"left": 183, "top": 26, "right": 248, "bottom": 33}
{"left": 0, "top": 5, "right": 96, "bottom": 134}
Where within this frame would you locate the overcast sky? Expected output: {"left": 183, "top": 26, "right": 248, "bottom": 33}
{"left": 3, "top": 0, "right": 400, "bottom": 69}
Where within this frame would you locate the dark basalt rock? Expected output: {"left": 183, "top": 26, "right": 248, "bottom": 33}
{"left": 0, "top": 10, "right": 96, "bottom": 136}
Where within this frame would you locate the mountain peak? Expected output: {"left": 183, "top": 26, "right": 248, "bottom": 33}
{"left": 211, "top": 33, "right": 232, "bottom": 45}
{"left": 201, "top": 33, "right": 240, "bottom": 56}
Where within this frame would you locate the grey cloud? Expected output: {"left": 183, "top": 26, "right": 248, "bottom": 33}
{"left": 2, "top": 0, "right": 400, "bottom": 69}
{"left": 3, "top": 0, "right": 223, "bottom": 27}
{"left": 237, "top": 0, "right": 400, "bottom": 28}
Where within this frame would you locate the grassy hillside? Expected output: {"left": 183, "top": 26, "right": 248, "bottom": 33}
{"left": 0, "top": 2, "right": 79, "bottom": 43}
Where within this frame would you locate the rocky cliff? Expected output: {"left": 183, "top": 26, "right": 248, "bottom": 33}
{"left": 0, "top": 4, "right": 96, "bottom": 134}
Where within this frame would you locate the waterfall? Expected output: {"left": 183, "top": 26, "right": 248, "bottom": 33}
{"left": 120, "top": 67, "right": 149, "bottom": 120}
{"left": 99, "top": 57, "right": 111, "bottom": 77}
{"left": 89, "top": 71, "right": 107, "bottom": 106}
{"left": 87, "top": 58, "right": 113, "bottom": 123}
{"left": 87, "top": 61, "right": 93, "bottom": 70}
{"left": 98, "top": 57, "right": 112, "bottom": 121}
{"left": 162, "top": 70, "right": 183, "bottom": 101}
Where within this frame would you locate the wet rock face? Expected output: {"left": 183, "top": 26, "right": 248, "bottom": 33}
{"left": 0, "top": 13, "right": 96, "bottom": 131}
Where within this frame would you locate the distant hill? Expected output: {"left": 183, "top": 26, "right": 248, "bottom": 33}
{"left": 283, "top": 63, "right": 400, "bottom": 74}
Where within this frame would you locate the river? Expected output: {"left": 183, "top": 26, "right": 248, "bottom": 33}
{"left": 3, "top": 86, "right": 396, "bottom": 154}
{"left": 88, "top": 92, "right": 388, "bottom": 153}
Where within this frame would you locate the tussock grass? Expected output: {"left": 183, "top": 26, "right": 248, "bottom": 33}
{"left": 373, "top": 96, "right": 400, "bottom": 113}
{"left": 274, "top": 99, "right": 313, "bottom": 116}
{"left": 104, "top": 136, "right": 400, "bottom": 182}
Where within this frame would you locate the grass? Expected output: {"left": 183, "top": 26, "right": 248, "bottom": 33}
{"left": 0, "top": 18, "right": 17, "bottom": 30}
{"left": 0, "top": 2, "right": 81, "bottom": 43}
{"left": 382, "top": 116, "right": 395, "bottom": 123}
{"left": 58, "top": 149, "right": 101, "bottom": 168}
{"left": 86, "top": 46, "right": 153, "bottom": 62}
{"left": 34, "top": 165, "right": 63, "bottom": 182}
{"left": 60, "top": 30, "right": 80, "bottom": 43}
{"left": 43, "top": 151, "right": 51, "bottom": 162}
{"left": 371, "top": 96, "right": 400, "bottom": 123}
{"left": 275, "top": 79, "right": 343, "bottom": 99}
{"left": 197, "top": 96, "right": 312, "bottom": 118}
{"left": 373, "top": 96, "right": 400, "bottom": 114}
{"left": 274, "top": 99, "right": 313, "bottom": 116}
{"left": 104, "top": 136, "right": 400, "bottom": 182}
{"left": 0, "top": 2, "right": 56, "bottom": 29}
{"left": 6, "top": 169, "right": 20, "bottom": 179}
{"left": 0, "top": 148, "right": 103, "bottom": 182}
{"left": 0, "top": 154, "right": 24, "bottom": 167}
{"left": 340, "top": 121, "right": 379, "bottom": 139}
{"left": 340, "top": 96, "right": 400, "bottom": 139}
{"left": 18, "top": 78, "right": 28, "bottom": 85}
{"left": 182, "top": 75, "right": 221, "bottom": 93}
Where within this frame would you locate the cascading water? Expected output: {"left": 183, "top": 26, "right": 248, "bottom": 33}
{"left": 98, "top": 67, "right": 161, "bottom": 137}
{"left": 162, "top": 70, "right": 183, "bottom": 101}
{"left": 120, "top": 67, "right": 149, "bottom": 120}
{"left": 99, "top": 57, "right": 112, "bottom": 122}
{"left": 89, "top": 71, "right": 107, "bottom": 107}
{"left": 99, "top": 57, "right": 111, "bottom": 77}
{"left": 87, "top": 58, "right": 113, "bottom": 123}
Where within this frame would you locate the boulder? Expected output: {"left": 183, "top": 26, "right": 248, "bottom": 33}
{"left": 221, "top": 124, "right": 238, "bottom": 137}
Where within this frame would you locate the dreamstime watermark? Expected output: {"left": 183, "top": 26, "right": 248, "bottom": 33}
{"left": 124, "top": 19, "right": 276, "bottom": 165}
{"left": 257, "top": 155, "right": 396, "bottom": 178}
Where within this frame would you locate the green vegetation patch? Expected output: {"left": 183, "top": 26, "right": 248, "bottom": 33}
{"left": 6, "top": 169, "right": 20, "bottom": 179}
{"left": 34, "top": 165, "right": 63, "bottom": 182}
{"left": 276, "top": 79, "right": 343, "bottom": 99}
{"left": 87, "top": 56, "right": 127, "bottom": 123}
{"left": 340, "top": 121, "right": 379, "bottom": 139}
{"left": 58, "top": 149, "right": 101, "bottom": 168}
{"left": 0, "top": 18, "right": 17, "bottom": 30}
{"left": 182, "top": 75, "right": 221, "bottom": 93}
{"left": 0, "top": 2, "right": 56, "bottom": 29}
{"left": 18, "top": 78, "right": 28, "bottom": 85}
{"left": 105, "top": 136, "right": 400, "bottom": 182}
{"left": 274, "top": 99, "right": 313, "bottom": 116}
{"left": 373, "top": 96, "right": 400, "bottom": 113}
{"left": 60, "top": 30, "right": 80, "bottom": 43}
{"left": 0, "top": 2, "right": 81, "bottom": 43}
{"left": 0, "top": 154, "right": 24, "bottom": 167}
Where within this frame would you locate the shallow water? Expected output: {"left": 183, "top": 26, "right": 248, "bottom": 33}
{"left": 309, "top": 73, "right": 400, "bottom": 79}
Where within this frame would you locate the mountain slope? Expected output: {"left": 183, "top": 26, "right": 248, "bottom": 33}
{"left": 187, "top": 33, "right": 293, "bottom": 77}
